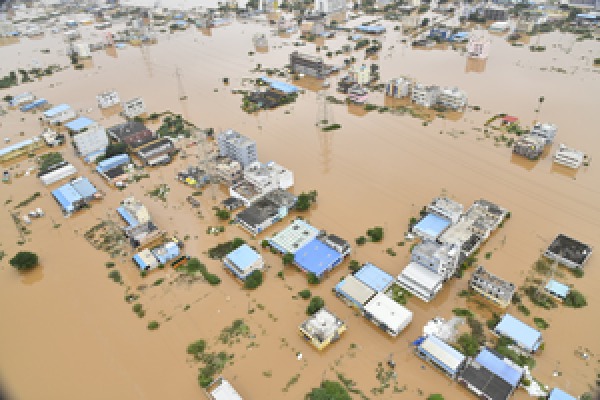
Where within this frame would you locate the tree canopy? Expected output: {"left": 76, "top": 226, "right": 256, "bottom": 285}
{"left": 306, "top": 296, "right": 325, "bottom": 315}
{"left": 306, "top": 380, "right": 351, "bottom": 400}
{"left": 244, "top": 270, "right": 263, "bottom": 290}
{"left": 564, "top": 290, "right": 587, "bottom": 308}
{"left": 9, "top": 251, "right": 39, "bottom": 271}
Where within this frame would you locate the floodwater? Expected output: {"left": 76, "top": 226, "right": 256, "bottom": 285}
{"left": 1, "top": 9, "right": 599, "bottom": 400}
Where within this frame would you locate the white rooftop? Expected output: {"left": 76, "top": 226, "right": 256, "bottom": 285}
{"left": 269, "top": 219, "right": 320, "bottom": 254}
{"left": 363, "top": 292, "right": 412, "bottom": 334}
{"left": 337, "top": 275, "right": 376, "bottom": 306}
{"left": 210, "top": 378, "right": 243, "bottom": 400}
{"left": 399, "top": 262, "right": 445, "bottom": 292}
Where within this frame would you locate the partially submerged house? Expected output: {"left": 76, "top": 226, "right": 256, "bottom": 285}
{"left": 544, "top": 279, "right": 570, "bottom": 300}
{"left": 363, "top": 292, "right": 413, "bottom": 336}
{"left": 458, "top": 347, "right": 524, "bottom": 400}
{"left": 469, "top": 265, "right": 515, "bottom": 308}
{"left": 42, "top": 104, "right": 76, "bottom": 125}
{"left": 235, "top": 189, "right": 296, "bottom": 236}
{"left": 136, "top": 138, "right": 175, "bottom": 166}
{"left": 122, "top": 97, "right": 146, "bottom": 119}
{"left": 96, "top": 153, "right": 130, "bottom": 185}
{"left": 493, "top": 314, "right": 543, "bottom": 353}
{"left": 206, "top": 376, "right": 243, "bottom": 400}
{"left": 0, "top": 137, "right": 43, "bottom": 163}
{"left": 512, "top": 134, "right": 546, "bottom": 160}
{"left": 547, "top": 388, "right": 577, "bottom": 400}
{"left": 396, "top": 261, "right": 444, "bottom": 302}
{"left": 107, "top": 121, "right": 156, "bottom": 150}
{"left": 231, "top": 161, "right": 294, "bottom": 205}
{"left": 117, "top": 196, "right": 152, "bottom": 227}
{"left": 385, "top": 77, "right": 412, "bottom": 98}
{"left": 334, "top": 275, "right": 377, "bottom": 309}
{"left": 268, "top": 219, "right": 320, "bottom": 255}
{"left": 96, "top": 90, "right": 120, "bottom": 109}
{"left": 414, "top": 335, "right": 467, "bottom": 379}
{"left": 544, "top": 234, "right": 592, "bottom": 269}
{"left": 354, "top": 262, "right": 395, "bottom": 292}
{"left": 293, "top": 237, "right": 345, "bottom": 278}
{"left": 217, "top": 129, "right": 258, "bottom": 168}
{"left": 290, "top": 51, "right": 331, "bottom": 79}
{"left": 553, "top": 144, "right": 585, "bottom": 169}
{"left": 38, "top": 161, "right": 77, "bottom": 186}
{"left": 51, "top": 177, "right": 100, "bottom": 216}
{"left": 530, "top": 123, "right": 557, "bottom": 145}
{"left": 299, "top": 308, "right": 347, "bottom": 350}
{"left": 66, "top": 117, "right": 109, "bottom": 162}
{"left": 223, "top": 244, "right": 264, "bottom": 280}
{"left": 413, "top": 213, "right": 452, "bottom": 242}
{"left": 428, "top": 197, "right": 464, "bottom": 224}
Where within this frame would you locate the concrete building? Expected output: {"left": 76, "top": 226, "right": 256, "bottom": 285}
{"left": 217, "top": 129, "right": 258, "bottom": 168}
{"left": 437, "top": 87, "right": 468, "bottom": 110}
{"left": 268, "top": 219, "right": 320, "bottom": 255}
{"left": 236, "top": 189, "right": 296, "bottom": 236}
{"left": 73, "top": 42, "right": 91, "bottom": 58}
{"left": 553, "top": 144, "right": 585, "bottom": 169}
{"left": 320, "top": 234, "right": 351, "bottom": 258}
{"left": 363, "top": 292, "right": 413, "bottom": 336}
{"left": 411, "top": 83, "right": 440, "bottom": 108}
{"left": 118, "top": 196, "right": 151, "bottom": 226}
{"left": 335, "top": 275, "right": 376, "bottom": 309}
{"left": 41, "top": 128, "right": 65, "bottom": 147}
{"left": 136, "top": 138, "right": 175, "bottom": 166}
{"left": 243, "top": 161, "right": 294, "bottom": 191}
{"left": 314, "top": 0, "right": 346, "bottom": 14}
{"left": 415, "top": 335, "right": 466, "bottom": 379}
{"left": 483, "top": 6, "right": 508, "bottom": 21}
{"left": 223, "top": 244, "right": 264, "bottom": 280}
{"left": 512, "top": 134, "right": 546, "bottom": 160}
{"left": 290, "top": 51, "right": 331, "bottom": 79}
{"left": 215, "top": 157, "right": 243, "bottom": 186}
{"left": 207, "top": 377, "right": 243, "bottom": 400}
{"left": 67, "top": 117, "right": 109, "bottom": 163}
{"left": 458, "top": 347, "right": 524, "bottom": 400}
{"left": 467, "top": 31, "right": 490, "bottom": 59}
{"left": 411, "top": 240, "right": 460, "bottom": 280}
{"left": 299, "top": 308, "right": 347, "bottom": 350}
{"left": 493, "top": 314, "right": 543, "bottom": 353}
{"left": 42, "top": 104, "right": 76, "bottom": 125}
{"left": 96, "top": 90, "right": 120, "bottom": 109}
{"left": 96, "top": 154, "right": 130, "bottom": 186}
{"left": 469, "top": 266, "right": 515, "bottom": 308}
{"left": 38, "top": 161, "right": 77, "bottom": 186}
{"left": 122, "top": 97, "right": 146, "bottom": 119}
{"left": 107, "top": 121, "right": 156, "bottom": 150}
{"left": 348, "top": 64, "right": 371, "bottom": 85}
{"left": 396, "top": 261, "right": 445, "bottom": 302}
{"left": 293, "top": 237, "right": 345, "bottom": 278}
{"left": 355, "top": 262, "right": 394, "bottom": 292}
{"left": 427, "top": 197, "right": 464, "bottom": 224}
{"left": 569, "top": 0, "right": 600, "bottom": 10}
{"left": 385, "top": 77, "right": 412, "bottom": 98}
{"left": 530, "top": 123, "right": 557, "bottom": 145}
{"left": 544, "top": 234, "right": 592, "bottom": 269}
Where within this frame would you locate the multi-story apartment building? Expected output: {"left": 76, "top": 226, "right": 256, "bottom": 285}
{"left": 290, "top": 51, "right": 331, "bottom": 79}
{"left": 314, "top": 0, "right": 347, "bottom": 13}
{"left": 411, "top": 240, "right": 461, "bottom": 281}
{"left": 437, "top": 87, "right": 468, "bottom": 110}
{"left": 216, "top": 129, "right": 258, "bottom": 168}
{"left": 385, "top": 77, "right": 412, "bottom": 98}
{"left": 411, "top": 83, "right": 440, "bottom": 108}
{"left": 469, "top": 265, "right": 515, "bottom": 308}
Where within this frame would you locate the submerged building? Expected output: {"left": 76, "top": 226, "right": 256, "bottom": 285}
{"left": 469, "top": 266, "right": 515, "bottom": 308}
{"left": 290, "top": 51, "right": 331, "bottom": 79}
{"left": 299, "top": 308, "right": 346, "bottom": 350}
{"left": 217, "top": 129, "right": 258, "bottom": 168}
{"left": 544, "top": 234, "right": 592, "bottom": 269}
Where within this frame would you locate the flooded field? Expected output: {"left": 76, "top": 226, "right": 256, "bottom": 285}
{"left": 0, "top": 9, "right": 599, "bottom": 400}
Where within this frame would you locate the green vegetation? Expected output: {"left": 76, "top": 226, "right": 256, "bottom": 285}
{"left": 564, "top": 290, "right": 587, "bottom": 308}
{"left": 594, "top": 58, "right": 600, "bottom": 66}
{"left": 218, "top": 319, "right": 250, "bottom": 345}
{"left": 427, "top": 395, "right": 445, "bottom": 400}
{"left": 307, "top": 273, "right": 320, "bottom": 285}
{"left": 522, "top": 285, "right": 557, "bottom": 310}
{"left": 495, "top": 337, "right": 535, "bottom": 369}
{"left": 179, "top": 257, "right": 221, "bottom": 286}
{"left": 533, "top": 258, "right": 551, "bottom": 274}
{"left": 243, "top": 270, "right": 263, "bottom": 290}
{"left": 452, "top": 308, "right": 474, "bottom": 317}
{"left": 153, "top": 278, "right": 164, "bottom": 286}
{"left": 147, "top": 184, "right": 170, "bottom": 202}
{"left": 457, "top": 333, "right": 479, "bottom": 356}
{"left": 108, "top": 270, "right": 123, "bottom": 284}
{"left": 518, "top": 304, "right": 531, "bottom": 316}
{"left": 355, "top": 236, "right": 367, "bottom": 246}
{"left": 0, "top": 71, "right": 18, "bottom": 89}
{"left": 147, "top": 321, "right": 160, "bottom": 330}
{"left": 197, "top": 351, "right": 232, "bottom": 387}
{"left": 9, "top": 251, "right": 39, "bottom": 271}
{"left": 366, "top": 226, "right": 384, "bottom": 242}
{"left": 215, "top": 209, "right": 231, "bottom": 221}
{"left": 282, "top": 252, "right": 294, "bottom": 266}
{"left": 569, "top": 268, "right": 584, "bottom": 278}
{"left": 306, "top": 380, "right": 351, "bottom": 400}
{"left": 261, "top": 239, "right": 269, "bottom": 248}
{"left": 533, "top": 317, "right": 549, "bottom": 329}
{"left": 104, "top": 142, "right": 127, "bottom": 159}
{"left": 306, "top": 296, "right": 325, "bottom": 315}
{"left": 298, "top": 289, "right": 311, "bottom": 299}
{"left": 15, "top": 192, "right": 41, "bottom": 209}
{"left": 295, "top": 190, "right": 318, "bottom": 211}
{"left": 348, "top": 260, "right": 361, "bottom": 273}
{"left": 322, "top": 123, "right": 341, "bottom": 132}
{"left": 157, "top": 114, "right": 192, "bottom": 138}
{"left": 132, "top": 303, "right": 145, "bottom": 318}
{"left": 486, "top": 313, "right": 501, "bottom": 330}
{"left": 38, "top": 152, "right": 64, "bottom": 174}
{"left": 387, "top": 284, "right": 411, "bottom": 305}
{"left": 186, "top": 339, "right": 207, "bottom": 359}
{"left": 207, "top": 238, "right": 245, "bottom": 259}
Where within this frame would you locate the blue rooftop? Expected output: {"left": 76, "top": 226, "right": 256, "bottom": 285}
{"left": 356, "top": 25, "right": 386, "bottom": 34}
{"left": 548, "top": 388, "right": 577, "bottom": 400}
{"left": 152, "top": 242, "right": 180, "bottom": 265}
{"left": 226, "top": 244, "right": 261, "bottom": 272}
{"left": 117, "top": 206, "right": 138, "bottom": 227}
{"left": 20, "top": 98, "right": 47, "bottom": 112}
{"left": 260, "top": 77, "right": 299, "bottom": 94}
{"left": 545, "top": 279, "right": 570, "bottom": 299}
{"left": 576, "top": 13, "right": 597, "bottom": 19}
{"left": 495, "top": 314, "right": 542, "bottom": 352}
{"left": 66, "top": 117, "right": 95, "bottom": 132}
{"left": 354, "top": 263, "right": 393, "bottom": 292}
{"left": 294, "top": 238, "right": 343, "bottom": 277}
{"left": 52, "top": 182, "right": 83, "bottom": 213}
{"left": 43, "top": 104, "right": 71, "bottom": 118}
{"left": 96, "top": 154, "right": 130, "bottom": 173}
{"left": 70, "top": 177, "right": 97, "bottom": 199}
{"left": 414, "top": 213, "right": 451, "bottom": 239}
{"left": 475, "top": 348, "right": 522, "bottom": 387}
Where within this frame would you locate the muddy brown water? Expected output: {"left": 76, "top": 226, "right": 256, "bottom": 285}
{"left": 0, "top": 13, "right": 599, "bottom": 400}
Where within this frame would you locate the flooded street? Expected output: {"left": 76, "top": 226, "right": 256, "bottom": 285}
{"left": 0, "top": 9, "right": 599, "bottom": 400}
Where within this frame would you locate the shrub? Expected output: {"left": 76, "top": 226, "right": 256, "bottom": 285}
{"left": 261, "top": 239, "right": 269, "bottom": 248}
{"left": 108, "top": 270, "right": 122, "bottom": 283}
{"left": 215, "top": 209, "right": 230, "bottom": 221}
{"left": 306, "top": 296, "right": 325, "bottom": 315}
{"left": 348, "top": 260, "right": 361, "bottom": 273}
{"left": 570, "top": 268, "right": 584, "bottom": 278}
{"left": 307, "top": 273, "right": 320, "bottom": 285}
{"left": 355, "top": 236, "right": 367, "bottom": 245}
{"left": 147, "top": 321, "right": 160, "bottom": 330}
{"left": 132, "top": 303, "right": 143, "bottom": 313}
{"left": 205, "top": 273, "right": 221, "bottom": 286}
{"left": 457, "top": 333, "right": 479, "bottom": 356}
{"left": 9, "top": 251, "right": 39, "bottom": 271}
{"left": 366, "top": 226, "right": 384, "bottom": 242}
{"left": 518, "top": 304, "right": 531, "bottom": 316}
{"left": 533, "top": 317, "right": 549, "bottom": 329}
{"left": 282, "top": 252, "right": 294, "bottom": 265}
{"left": 427, "top": 395, "right": 445, "bottom": 400}
{"left": 564, "top": 290, "right": 587, "bottom": 308}
{"left": 243, "top": 270, "right": 263, "bottom": 289}
{"left": 187, "top": 339, "right": 206, "bottom": 356}
{"left": 298, "top": 289, "right": 311, "bottom": 299}
{"left": 452, "top": 308, "right": 473, "bottom": 317}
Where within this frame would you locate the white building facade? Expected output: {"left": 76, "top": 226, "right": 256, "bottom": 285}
{"left": 122, "top": 97, "right": 146, "bottom": 119}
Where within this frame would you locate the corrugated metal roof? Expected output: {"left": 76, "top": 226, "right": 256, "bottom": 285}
{"left": 226, "top": 244, "right": 261, "bottom": 272}
{"left": 335, "top": 275, "right": 376, "bottom": 306}
{"left": 0, "top": 138, "right": 40, "bottom": 158}
{"left": 545, "top": 279, "right": 569, "bottom": 299}
{"left": 494, "top": 314, "right": 542, "bottom": 352}
{"left": 65, "top": 116, "right": 95, "bottom": 132}
{"left": 52, "top": 183, "right": 83, "bottom": 212}
{"left": 260, "top": 77, "right": 299, "bottom": 94}
{"left": 419, "top": 335, "right": 466, "bottom": 372}
{"left": 96, "top": 153, "right": 130, "bottom": 173}
{"left": 294, "top": 238, "right": 342, "bottom": 277}
{"left": 355, "top": 263, "right": 394, "bottom": 292}
{"left": 43, "top": 104, "right": 71, "bottom": 118}
{"left": 548, "top": 388, "right": 577, "bottom": 400}
{"left": 475, "top": 348, "right": 522, "bottom": 387}
{"left": 70, "top": 177, "right": 97, "bottom": 198}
